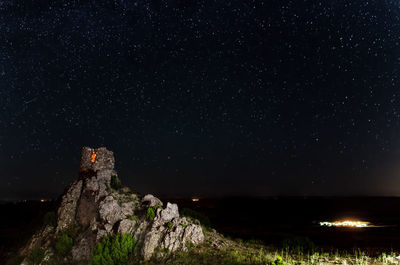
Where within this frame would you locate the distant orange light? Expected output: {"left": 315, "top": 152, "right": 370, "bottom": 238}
{"left": 192, "top": 198, "right": 200, "bottom": 202}
{"left": 91, "top": 151, "right": 96, "bottom": 163}
{"left": 40, "top": 199, "right": 46, "bottom": 202}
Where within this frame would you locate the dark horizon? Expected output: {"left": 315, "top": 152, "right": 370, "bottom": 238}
{"left": 2, "top": 0, "right": 400, "bottom": 199}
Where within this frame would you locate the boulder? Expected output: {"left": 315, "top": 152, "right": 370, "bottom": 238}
{"left": 118, "top": 219, "right": 137, "bottom": 234}
{"left": 142, "top": 194, "right": 163, "bottom": 207}
{"left": 160, "top": 218, "right": 205, "bottom": 252}
{"left": 141, "top": 227, "right": 165, "bottom": 260}
{"left": 153, "top": 202, "right": 179, "bottom": 227}
{"left": 99, "top": 196, "right": 126, "bottom": 226}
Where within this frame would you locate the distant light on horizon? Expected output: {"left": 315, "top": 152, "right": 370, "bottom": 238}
{"left": 320, "top": 220, "right": 370, "bottom": 228}
{"left": 192, "top": 198, "right": 200, "bottom": 202}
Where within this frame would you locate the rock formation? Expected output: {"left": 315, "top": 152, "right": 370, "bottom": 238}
{"left": 19, "top": 147, "right": 204, "bottom": 264}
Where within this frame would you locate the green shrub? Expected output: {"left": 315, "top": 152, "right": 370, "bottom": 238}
{"left": 146, "top": 205, "right": 162, "bottom": 221}
{"left": 146, "top": 207, "right": 156, "bottom": 221}
{"left": 27, "top": 248, "right": 44, "bottom": 265}
{"left": 167, "top": 221, "right": 173, "bottom": 229}
{"left": 43, "top": 211, "right": 57, "bottom": 227}
{"left": 110, "top": 175, "right": 122, "bottom": 190}
{"left": 180, "top": 208, "right": 211, "bottom": 228}
{"left": 90, "top": 234, "right": 136, "bottom": 265}
{"left": 55, "top": 233, "right": 73, "bottom": 256}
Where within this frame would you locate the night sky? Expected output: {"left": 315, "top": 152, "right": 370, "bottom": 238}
{"left": 2, "top": 0, "right": 400, "bottom": 200}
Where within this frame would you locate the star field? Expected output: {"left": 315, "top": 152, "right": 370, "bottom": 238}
{"left": 1, "top": 0, "right": 400, "bottom": 199}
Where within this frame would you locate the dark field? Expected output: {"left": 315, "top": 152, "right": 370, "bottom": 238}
{"left": 2, "top": 197, "right": 400, "bottom": 261}
{"left": 166, "top": 197, "right": 400, "bottom": 251}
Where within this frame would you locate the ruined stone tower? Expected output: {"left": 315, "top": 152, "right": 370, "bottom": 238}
{"left": 79, "top": 146, "right": 115, "bottom": 178}
{"left": 19, "top": 146, "right": 204, "bottom": 264}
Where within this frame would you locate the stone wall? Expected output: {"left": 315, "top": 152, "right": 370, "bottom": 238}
{"left": 79, "top": 147, "right": 115, "bottom": 176}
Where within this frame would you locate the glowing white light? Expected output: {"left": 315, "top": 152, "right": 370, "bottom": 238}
{"left": 320, "top": 220, "right": 370, "bottom": 228}
{"left": 192, "top": 198, "right": 200, "bottom": 202}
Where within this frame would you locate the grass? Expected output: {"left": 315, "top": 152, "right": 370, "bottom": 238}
{"left": 17, "top": 232, "right": 400, "bottom": 265}
{"left": 139, "top": 241, "right": 284, "bottom": 265}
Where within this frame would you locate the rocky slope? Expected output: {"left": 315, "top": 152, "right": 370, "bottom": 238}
{"left": 19, "top": 147, "right": 204, "bottom": 264}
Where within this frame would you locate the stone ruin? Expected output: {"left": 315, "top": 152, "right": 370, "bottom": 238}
{"left": 79, "top": 147, "right": 115, "bottom": 176}
{"left": 19, "top": 147, "right": 204, "bottom": 264}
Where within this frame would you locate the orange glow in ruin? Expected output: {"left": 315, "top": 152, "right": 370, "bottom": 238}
{"left": 91, "top": 151, "right": 96, "bottom": 163}
{"left": 320, "top": 220, "right": 370, "bottom": 228}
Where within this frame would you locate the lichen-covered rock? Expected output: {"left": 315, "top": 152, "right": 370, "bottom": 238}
{"left": 99, "top": 196, "right": 126, "bottom": 226}
{"left": 96, "top": 229, "right": 108, "bottom": 241}
{"left": 19, "top": 225, "right": 55, "bottom": 265}
{"left": 118, "top": 219, "right": 137, "bottom": 234}
{"left": 133, "top": 219, "right": 151, "bottom": 243}
{"left": 19, "top": 146, "right": 205, "bottom": 264}
{"left": 123, "top": 204, "right": 135, "bottom": 217}
{"left": 160, "top": 218, "right": 205, "bottom": 253}
{"left": 84, "top": 173, "right": 111, "bottom": 202}
{"left": 141, "top": 227, "right": 165, "bottom": 260}
{"left": 20, "top": 225, "right": 54, "bottom": 256}
{"left": 182, "top": 223, "right": 204, "bottom": 245}
{"left": 153, "top": 202, "right": 179, "bottom": 227}
{"left": 142, "top": 194, "right": 163, "bottom": 207}
{"left": 206, "top": 230, "right": 231, "bottom": 249}
{"left": 56, "top": 180, "right": 83, "bottom": 233}
{"left": 76, "top": 191, "right": 98, "bottom": 228}
{"left": 72, "top": 237, "right": 93, "bottom": 261}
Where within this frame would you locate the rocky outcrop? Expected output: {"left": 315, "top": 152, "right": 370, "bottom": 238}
{"left": 142, "top": 194, "right": 163, "bottom": 207}
{"left": 153, "top": 202, "right": 179, "bottom": 227}
{"left": 19, "top": 147, "right": 204, "bottom": 264}
{"left": 56, "top": 180, "right": 83, "bottom": 233}
{"left": 141, "top": 216, "right": 205, "bottom": 259}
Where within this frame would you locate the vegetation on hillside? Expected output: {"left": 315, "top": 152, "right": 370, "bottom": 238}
{"left": 90, "top": 234, "right": 136, "bottom": 265}
{"left": 55, "top": 233, "right": 73, "bottom": 256}
{"left": 12, "top": 228, "right": 400, "bottom": 265}
{"left": 110, "top": 175, "right": 122, "bottom": 190}
{"left": 145, "top": 205, "right": 163, "bottom": 221}
{"left": 10, "top": 208, "right": 400, "bottom": 265}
